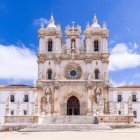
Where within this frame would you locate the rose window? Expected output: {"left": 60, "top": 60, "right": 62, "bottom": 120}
{"left": 65, "top": 63, "right": 82, "bottom": 79}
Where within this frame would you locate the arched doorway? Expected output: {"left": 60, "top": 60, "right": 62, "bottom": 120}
{"left": 67, "top": 96, "right": 80, "bottom": 115}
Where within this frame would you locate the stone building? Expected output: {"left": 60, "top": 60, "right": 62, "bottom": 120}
{"left": 0, "top": 15, "right": 140, "bottom": 130}
{"left": 37, "top": 14, "right": 110, "bottom": 117}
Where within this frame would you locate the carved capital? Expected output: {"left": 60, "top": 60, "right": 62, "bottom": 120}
{"left": 38, "top": 53, "right": 45, "bottom": 63}
{"left": 101, "top": 58, "right": 109, "bottom": 63}
{"left": 85, "top": 59, "right": 92, "bottom": 63}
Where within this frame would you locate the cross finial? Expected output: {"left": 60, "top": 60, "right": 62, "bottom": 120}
{"left": 72, "top": 21, "right": 75, "bottom": 29}
{"left": 40, "top": 22, "right": 44, "bottom": 28}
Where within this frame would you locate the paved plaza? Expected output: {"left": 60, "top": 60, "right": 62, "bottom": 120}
{"left": 0, "top": 128, "right": 140, "bottom": 140}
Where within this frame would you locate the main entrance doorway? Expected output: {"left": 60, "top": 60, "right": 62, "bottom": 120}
{"left": 67, "top": 96, "right": 80, "bottom": 115}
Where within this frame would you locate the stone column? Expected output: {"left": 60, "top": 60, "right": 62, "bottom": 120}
{"left": 38, "top": 63, "right": 43, "bottom": 80}
{"left": 99, "top": 97, "right": 104, "bottom": 115}
{"left": 35, "top": 95, "right": 39, "bottom": 115}
{"left": 5, "top": 97, "right": 10, "bottom": 116}
{"left": 66, "top": 37, "right": 71, "bottom": 53}
{"left": 87, "top": 86, "right": 92, "bottom": 115}
{"left": 128, "top": 96, "right": 133, "bottom": 115}
{"left": 16, "top": 100, "right": 20, "bottom": 115}
{"left": 53, "top": 87, "right": 60, "bottom": 116}
{"left": 55, "top": 36, "right": 61, "bottom": 53}
{"left": 86, "top": 36, "right": 92, "bottom": 53}
{"left": 102, "top": 59, "right": 109, "bottom": 80}
{"left": 76, "top": 37, "right": 80, "bottom": 53}
{"left": 39, "top": 35, "right": 45, "bottom": 53}
{"left": 103, "top": 87, "right": 110, "bottom": 114}
{"left": 102, "top": 37, "right": 108, "bottom": 53}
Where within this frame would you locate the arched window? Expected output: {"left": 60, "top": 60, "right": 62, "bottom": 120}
{"left": 48, "top": 40, "right": 52, "bottom": 52}
{"left": 47, "top": 69, "right": 52, "bottom": 79}
{"left": 95, "top": 69, "right": 100, "bottom": 79}
{"left": 94, "top": 40, "right": 99, "bottom": 51}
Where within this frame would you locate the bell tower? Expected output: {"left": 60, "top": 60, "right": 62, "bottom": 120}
{"left": 84, "top": 14, "right": 109, "bottom": 80}
{"left": 65, "top": 22, "right": 81, "bottom": 53}
{"left": 38, "top": 15, "right": 62, "bottom": 81}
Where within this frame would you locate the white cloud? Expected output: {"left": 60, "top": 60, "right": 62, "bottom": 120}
{"left": 109, "top": 43, "right": 140, "bottom": 71}
{"left": 110, "top": 78, "right": 135, "bottom": 87}
{"left": 0, "top": 44, "right": 37, "bottom": 81}
{"left": 34, "top": 18, "right": 48, "bottom": 27}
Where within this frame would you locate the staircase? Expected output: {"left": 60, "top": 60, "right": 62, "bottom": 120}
{"left": 19, "top": 124, "right": 112, "bottom": 132}
{"left": 41, "top": 116, "right": 95, "bottom": 124}
{"left": 19, "top": 116, "right": 112, "bottom": 132}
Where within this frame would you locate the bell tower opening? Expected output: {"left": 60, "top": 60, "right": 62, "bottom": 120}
{"left": 67, "top": 96, "right": 80, "bottom": 115}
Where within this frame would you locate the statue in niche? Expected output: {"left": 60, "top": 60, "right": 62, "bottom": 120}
{"left": 45, "top": 87, "right": 51, "bottom": 116}
{"left": 71, "top": 39, "right": 76, "bottom": 51}
{"left": 71, "top": 41, "right": 75, "bottom": 49}
{"left": 94, "top": 86, "right": 101, "bottom": 103}
{"left": 41, "top": 87, "right": 52, "bottom": 115}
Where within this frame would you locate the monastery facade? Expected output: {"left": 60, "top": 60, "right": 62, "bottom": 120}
{"left": 0, "top": 15, "right": 140, "bottom": 130}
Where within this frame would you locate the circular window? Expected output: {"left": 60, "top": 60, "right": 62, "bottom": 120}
{"left": 65, "top": 63, "right": 82, "bottom": 79}
{"left": 70, "top": 70, "right": 77, "bottom": 77}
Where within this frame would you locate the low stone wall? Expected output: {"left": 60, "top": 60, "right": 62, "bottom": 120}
{"left": 2, "top": 115, "right": 39, "bottom": 131}
{"left": 99, "top": 115, "right": 133, "bottom": 123}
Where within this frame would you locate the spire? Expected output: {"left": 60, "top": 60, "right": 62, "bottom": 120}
{"left": 93, "top": 14, "right": 98, "bottom": 24}
{"left": 91, "top": 13, "right": 100, "bottom": 28}
{"left": 103, "top": 22, "right": 107, "bottom": 28}
{"left": 50, "top": 13, "right": 55, "bottom": 23}
{"left": 47, "top": 14, "right": 56, "bottom": 29}
{"left": 40, "top": 22, "right": 44, "bottom": 28}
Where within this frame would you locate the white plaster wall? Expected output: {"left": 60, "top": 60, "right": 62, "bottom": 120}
{"left": 109, "top": 89, "right": 140, "bottom": 123}
{"left": 0, "top": 89, "right": 37, "bottom": 125}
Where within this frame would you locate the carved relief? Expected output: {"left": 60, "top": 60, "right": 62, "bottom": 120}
{"left": 41, "top": 87, "right": 52, "bottom": 115}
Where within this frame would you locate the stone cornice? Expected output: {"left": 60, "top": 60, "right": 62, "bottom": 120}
{"left": 0, "top": 85, "right": 37, "bottom": 91}
{"left": 37, "top": 52, "right": 110, "bottom": 62}
{"left": 109, "top": 85, "right": 140, "bottom": 91}
{"left": 37, "top": 79, "right": 109, "bottom": 87}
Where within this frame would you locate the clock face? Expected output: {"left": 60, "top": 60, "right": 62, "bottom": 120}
{"left": 65, "top": 63, "right": 82, "bottom": 79}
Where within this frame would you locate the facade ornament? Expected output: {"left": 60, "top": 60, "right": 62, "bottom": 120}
{"left": 94, "top": 86, "right": 101, "bottom": 104}
{"left": 120, "top": 101, "right": 124, "bottom": 115}
{"left": 45, "top": 87, "right": 52, "bottom": 116}
{"left": 5, "top": 97, "right": 10, "bottom": 116}
{"left": 128, "top": 96, "right": 132, "bottom": 106}
{"left": 87, "top": 72, "right": 92, "bottom": 81}
{"left": 16, "top": 100, "right": 20, "bottom": 115}
{"left": 55, "top": 71, "right": 59, "bottom": 80}
{"left": 71, "top": 41, "right": 76, "bottom": 50}
{"left": 128, "top": 96, "right": 133, "bottom": 115}
{"left": 113, "top": 103, "right": 117, "bottom": 115}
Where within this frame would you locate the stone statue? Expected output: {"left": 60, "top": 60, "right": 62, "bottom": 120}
{"left": 93, "top": 101, "right": 97, "bottom": 115}
{"left": 71, "top": 41, "right": 75, "bottom": 50}
{"left": 45, "top": 87, "right": 51, "bottom": 116}
{"left": 128, "top": 96, "right": 132, "bottom": 106}
{"left": 41, "top": 87, "right": 52, "bottom": 115}
{"left": 45, "top": 87, "right": 51, "bottom": 95}
{"left": 95, "top": 86, "right": 101, "bottom": 95}
{"left": 94, "top": 86, "right": 101, "bottom": 103}
{"left": 46, "top": 93, "right": 50, "bottom": 104}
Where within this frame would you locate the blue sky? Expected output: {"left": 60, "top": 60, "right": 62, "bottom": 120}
{"left": 0, "top": 0, "right": 140, "bottom": 86}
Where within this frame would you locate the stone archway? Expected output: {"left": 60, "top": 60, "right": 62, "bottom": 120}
{"left": 59, "top": 92, "right": 87, "bottom": 115}
{"left": 67, "top": 96, "right": 80, "bottom": 115}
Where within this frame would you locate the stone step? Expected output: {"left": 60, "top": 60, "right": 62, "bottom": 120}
{"left": 19, "top": 124, "right": 112, "bottom": 132}
{"left": 41, "top": 116, "right": 95, "bottom": 124}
